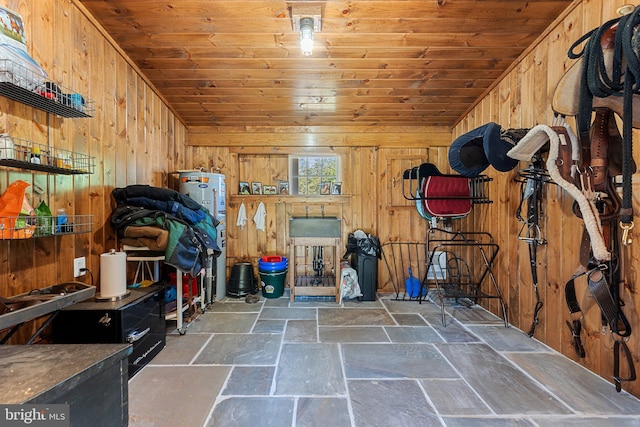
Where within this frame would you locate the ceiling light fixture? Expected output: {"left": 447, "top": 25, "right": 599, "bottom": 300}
{"left": 299, "top": 17, "right": 315, "bottom": 56}
{"left": 291, "top": 4, "right": 322, "bottom": 57}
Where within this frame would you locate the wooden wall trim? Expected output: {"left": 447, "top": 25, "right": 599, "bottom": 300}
{"left": 188, "top": 126, "right": 453, "bottom": 147}
{"left": 230, "top": 146, "right": 351, "bottom": 155}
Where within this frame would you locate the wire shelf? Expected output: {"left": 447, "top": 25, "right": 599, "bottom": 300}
{"left": 0, "top": 135, "right": 94, "bottom": 174}
{"left": 0, "top": 59, "right": 94, "bottom": 118}
{"left": 0, "top": 214, "right": 93, "bottom": 240}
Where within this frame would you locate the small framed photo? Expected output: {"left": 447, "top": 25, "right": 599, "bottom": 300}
{"left": 239, "top": 181, "right": 250, "bottom": 195}
{"left": 331, "top": 182, "right": 342, "bottom": 195}
{"left": 251, "top": 181, "right": 262, "bottom": 195}
{"left": 320, "top": 181, "right": 331, "bottom": 195}
{"left": 264, "top": 185, "right": 276, "bottom": 195}
{"left": 278, "top": 180, "right": 290, "bottom": 195}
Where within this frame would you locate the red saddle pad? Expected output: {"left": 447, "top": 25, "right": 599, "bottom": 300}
{"left": 422, "top": 175, "right": 472, "bottom": 218}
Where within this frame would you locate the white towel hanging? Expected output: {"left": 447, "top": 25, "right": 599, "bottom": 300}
{"left": 254, "top": 201, "right": 266, "bottom": 232}
{"left": 236, "top": 201, "right": 247, "bottom": 229}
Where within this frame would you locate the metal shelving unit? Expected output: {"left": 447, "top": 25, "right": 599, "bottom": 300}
{"left": 0, "top": 214, "right": 93, "bottom": 240}
{"left": 0, "top": 59, "right": 94, "bottom": 118}
{"left": 0, "top": 135, "right": 94, "bottom": 175}
{"left": 0, "top": 61, "right": 95, "bottom": 240}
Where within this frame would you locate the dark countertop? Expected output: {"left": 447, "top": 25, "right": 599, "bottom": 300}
{"left": 0, "top": 343, "right": 132, "bottom": 404}
{"left": 61, "top": 285, "right": 162, "bottom": 311}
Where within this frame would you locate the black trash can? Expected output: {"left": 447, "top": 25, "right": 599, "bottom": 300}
{"left": 344, "top": 231, "right": 381, "bottom": 301}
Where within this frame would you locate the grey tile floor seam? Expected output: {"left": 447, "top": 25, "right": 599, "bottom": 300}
{"left": 129, "top": 295, "right": 640, "bottom": 426}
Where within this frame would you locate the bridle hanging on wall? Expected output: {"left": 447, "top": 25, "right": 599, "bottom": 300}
{"left": 514, "top": 156, "right": 552, "bottom": 338}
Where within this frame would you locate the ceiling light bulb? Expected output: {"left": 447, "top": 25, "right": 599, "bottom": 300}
{"left": 299, "top": 17, "right": 314, "bottom": 56}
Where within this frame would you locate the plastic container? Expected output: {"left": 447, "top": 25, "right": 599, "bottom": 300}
{"left": 56, "top": 208, "right": 68, "bottom": 233}
{"left": 164, "top": 285, "right": 177, "bottom": 303}
{"left": 30, "top": 147, "right": 41, "bottom": 164}
{"left": 257, "top": 256, "right": 288, "bottom": 298}
{"left": 258, "top": 256, "right": 288, "bottom": 273}
{"left": 259, "top": 269, "right": 287, "bottom": 299}
{"left": 227, "top": 262, "right": 258, "bottom": 297}
{"left": 0, "top": 134, "right": 15, "bottom": 160}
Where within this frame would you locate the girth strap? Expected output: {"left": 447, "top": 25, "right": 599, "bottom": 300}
{"left": 564, "top": 257, "right": 633, "bottom": 392}
{"left": 564, "top": 268, "right": 586, "bottom": 317}
{"left": 587, "top": 267, "right": 631, "bottom": 337}
{"left": 565, "top": 263, "right": 631, "bottom": 333}
{"left": 614, "top": 339, "right": 637, "bottom": 392}
{"left": 564, "top": 264, "right": 589, "bottom": 359}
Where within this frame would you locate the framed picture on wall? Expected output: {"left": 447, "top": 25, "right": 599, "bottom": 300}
{"left": 239, "top": 181, "right": 250, "bottom": 195}
{"left": 331, "top": 182, "right": 342, "bottom": 195}
{"left": 278, "top": 180, "right": 289, "bottom": 195}
{"left": 251, "top": 182, "right": 262, "bottom": 195}
{"left": 263, "top": 185, "right": 276, "bottom": 195}
{"left": 320, "top": 181, "right": 331, "bottom": 195}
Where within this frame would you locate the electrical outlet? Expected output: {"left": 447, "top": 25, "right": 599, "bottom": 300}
{"left": 74, "top": 257, "right": 86, "bottom": 277}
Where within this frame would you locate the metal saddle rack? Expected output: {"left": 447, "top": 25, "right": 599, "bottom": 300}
{"left": 381, "top": 230, "right": 508, "bottom": 328}
{"left": 425, "top": 229, "right": 507, "bottom": 327}
{"left": 402, "top": 163, "right": 493, "bottom": 225}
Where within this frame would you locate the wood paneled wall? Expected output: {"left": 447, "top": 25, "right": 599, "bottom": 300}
{"left": 187, "top": 144, "right": 448, "bottom": 271}
{"left": 0, "top": 0, "right": 187, "bottom": 342}
{"left": 455, "top": 0, "right": 640, "bottom": 397}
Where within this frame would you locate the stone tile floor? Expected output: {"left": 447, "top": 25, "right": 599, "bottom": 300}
{"left": 128, "top": 294, "right": 640, "bottom": 426}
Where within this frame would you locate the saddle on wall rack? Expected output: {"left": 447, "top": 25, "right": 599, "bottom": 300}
{"left": 402, "top": 163, "right": 492, "bottom": 222}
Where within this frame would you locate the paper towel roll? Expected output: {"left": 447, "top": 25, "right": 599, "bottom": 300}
{"left": 100, "top": 250, "right": 127, "bottom": 298}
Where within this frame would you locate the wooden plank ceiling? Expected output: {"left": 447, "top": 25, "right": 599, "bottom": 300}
{"left": 78, "top": 0, "right": 573, "bottom": 128}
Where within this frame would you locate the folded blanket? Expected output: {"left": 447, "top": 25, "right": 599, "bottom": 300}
{"left": 120, "top": 225, "right": 169, "bottom": 251}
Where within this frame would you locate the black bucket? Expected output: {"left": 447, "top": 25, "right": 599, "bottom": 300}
{"left": 227, "top": 262, "right": 258, "bottom": 297}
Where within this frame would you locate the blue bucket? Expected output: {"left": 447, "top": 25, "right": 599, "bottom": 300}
{"left": 258, "top": 256, "right": 288, "bottom": 273}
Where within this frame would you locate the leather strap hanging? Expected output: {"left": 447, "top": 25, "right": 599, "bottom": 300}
{"left": 515, "top": 158, "right": 549, "bottom": 337}
{"left": 614, "top": 339, "right": 637, "bottom": 392}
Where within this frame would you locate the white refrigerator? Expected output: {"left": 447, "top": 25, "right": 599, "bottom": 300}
{"left": 179, "top": 171, "right": 226, "bottom": 303}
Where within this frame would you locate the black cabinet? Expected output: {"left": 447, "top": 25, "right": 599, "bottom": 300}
{"left": 53, "top": 285, "right": 166, "bottom": 377}
{"left": 0, "top": 344, "right": 131, "bottom": 427}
